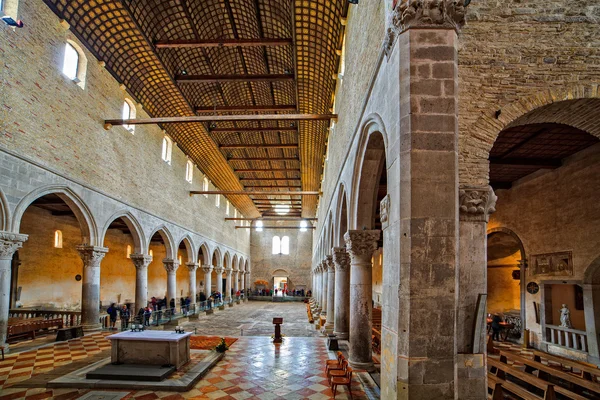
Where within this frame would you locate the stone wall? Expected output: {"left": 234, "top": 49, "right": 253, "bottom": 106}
{"left": 250, "top": 223, "right": 312, "bottom": 291}
{"left": 0, "top": 0, "right": 250, "bottom": 256}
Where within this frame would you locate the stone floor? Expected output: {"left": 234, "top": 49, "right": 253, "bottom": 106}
{"left": 184, "top": 301, "right": 320, "bottom": 337}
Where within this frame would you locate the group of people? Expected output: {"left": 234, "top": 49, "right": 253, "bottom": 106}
{"left": 255, "top": 288, "right": 307, "bottom": 297}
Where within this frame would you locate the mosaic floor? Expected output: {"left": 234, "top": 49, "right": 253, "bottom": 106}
{"left": 0, "top": 334, "right": 377, "bottom": 399}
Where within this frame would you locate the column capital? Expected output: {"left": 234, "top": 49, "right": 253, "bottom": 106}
{"left": 130, "top": 253, "right": 152, "bottom": 270}
{"left": 214, "top": 265, "right": 224, "bottom": 274}
{"left": 163, "top": 258, "right": 179, "bottom": 273}
{"left": 344, "top": 230, "right": 380, "bottom": 262}
{"left": 384, "top": 0, "right": 469, "bottom": 55}
{"left": 201, "top": 264, "right": 213, "bottom": 274}
{"left": 332, "top": 247, "right": 351, "bottom": 272}
{"left": 459, "top": 186, "right": 497, "bottom": 222}
{"left": 0, "top": 231, "right": 28, "bottom": 260}
{"left": 244, "top": 270, "right": 250, "bottom": 275}
{"left": 325, "top": 255, "right": 335, "bottom": 273}
{"left": 225, "top": 267, "right": 233, "bottom": 274}
{"left": 186, "top": 262, "right": 199, "bottom": 272}
{"left": 321, "top": 259, "right": 330, "bottom": 272}
{"left": 76, "top": 245, "right": 108, "bottom": 268}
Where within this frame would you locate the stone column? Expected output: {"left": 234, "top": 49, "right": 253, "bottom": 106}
{"left": 130, "top": 254, "right": 152, "bottom": 313}
{"left": 77, "top": 245, "right": 109, "bottom": 331}
{"left": 240, "top": 270, "right": 245, "bottom": 291}
{"left": 186, "top": 262, "right": 198, "bottom": 309}
{"left": 225, "top": 267, "right": 233, "bottom": 304}
{"left": 324, "top": 255, "right": 336, "bottom": 332}
{"left": 163, "top": 259, "right": 179, "bottom": 307}
{"left": 384, "top": 2, "right": 464, "bottom": 396}
{"left": 0, "top": 232, "right": 27, "bottom": 350}
{"left": 214, "top": 266, "right": 224, "bottom": 296}
{"left": 314, "top": 266, "right": 320, "bottom": 305}
{"left": 457, "top": 186, "right": 497, "bottom": 399}
{"left": 583, "top": 283, "right": 600, "bottom": 364}
{"left": 202, "top": 265, "right": 213, "bottom": 297}
{"left": 234, "top": 269, "right": 240, "bottom": 293}
{"left": 321, "top": 260, "right": 328, "bottom": 316}
{"left": 345, "top": 230, "right": 380, "bottom": 371}
{"left": 332, "top": 247, "right": 351, "bottom": 340}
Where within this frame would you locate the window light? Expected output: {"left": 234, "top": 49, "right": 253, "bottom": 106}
{"left": 281, "top": 236, "right": 290, "bottom": 255}
{"left": 185, "top": 160, "right": 194, "bottom": 183}
{"left": 62, "top": 43, "right": 79, "bottom": 81}
{"left": 178, "top": 255, "right": 182, "bottom": 265}
{"left": 126, "top": 245, "right": 132, "bottom": 258}
{"left": 272, "top": 236, "right": 281, "bottom": 254}
{"left": 300, "top": 220, "right": 308, "bottom": 232}
{"left": 123, "top": 100, "right": 135, "bottom": 133}
{"left": 234, "top": 209, "right": 237, "bottom": 218}
{"left": 203, "top": 177, "right": 209, "bottom": 197}
{"left": 161, "top": 136, "right": 172, "bottom": 164}
{"left": 274, "top": 204, "right": 289, "bottom": 215}
{"left": 226, "top": 200, "right": 230, "bottom": 215}
{"left": 215, "top": 194, "right": 220, "bottom": 208}
{"left": 149, "top": 249, "right": 154, "bottom": 258}
{"left": 255, "top": 220, "right": 263, "bottom": 232}
{"left": 54, "top": 230, "right": 63, "bottom": 248}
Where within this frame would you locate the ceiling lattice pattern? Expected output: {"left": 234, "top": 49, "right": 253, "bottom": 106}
{"left": 44, "top": 0, "right": 347, "bottom": 218}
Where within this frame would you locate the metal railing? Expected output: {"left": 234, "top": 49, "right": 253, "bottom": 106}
{"left": 545, "top": 325, "right": 588, "bottom": 353}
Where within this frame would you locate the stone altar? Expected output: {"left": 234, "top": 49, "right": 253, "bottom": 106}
{"left": 107, "top": 330, "right": 192, "bottom": 369}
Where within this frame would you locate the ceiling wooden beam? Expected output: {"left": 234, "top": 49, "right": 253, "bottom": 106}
{"left": 226, "top": 217, "right": 316, "bottom": 221}
{"left": 229, "top": 157, "right": 299, "bottom": 161}
{"left": 211, "top": 127, "right": 298, "bottom": 133}
{"left": 235, "top": 168, "right": 300, "bottom": 172}
{"left": 490, "top": 182, "right": 513, "bottom": 190}
{"left": 489, "top": 157, "right": 562, "bottom": 168}
{"left": 155, "top": 38, "right": 293, "bottom": 49}
{"left": 220, "top": 144, "right": 298, "bottom": 149}
{"left": 240, "top": 178, "right": 300, "bottom": 181}
{"left": 236, "top": 226, "right": 315, "bottom": 229}
{"left": 176, "top": 74, "right": 294, "bottom": 83}
{"left": 196, "top": 105, "right": 296, "bottom": 113}
{"left": 190, "top": 190, "right": 319, "bottom": 196}
{"left": 244, "top": 185, "right": 302, "bottom": 188}
{"left": 104, "top": 114, "right": 336, "bottom": 128}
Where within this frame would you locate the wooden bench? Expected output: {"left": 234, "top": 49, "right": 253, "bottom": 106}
{"left": 499, "top": 350, "right": 600, "bottom": 398}
{"left": 372, "top": 308, "right": 382, "bottom": 330}
{"left": 7, "top": 317, "right": 63, "bottom": 341}
{"left": 529, "top": 349, "right": 600, "bottom": 382}
{"left": 489, "top": 357, "right": 557, "bottom": 399}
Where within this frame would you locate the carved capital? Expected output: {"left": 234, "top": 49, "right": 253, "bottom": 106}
{"left": 225, "top": 267, "right": 233, "bottom": 275}
{"left": 163, "top": 258, "right": 179, "bottom": 273}
{"left": 332, "top": 247, "right": 351, "bottom": 272}
{"left": 130, "top": 253, "right": 152, "bottom": 270}
{"left": 76, "top": 245, "right": 108, "bottom": 268}
{"left": 384, "top": 0, "right": 469, "bottom": 56}
{"left": 201, "top": 264, "right": 213, "bottom": 274}
{"left": 186, "top": 262, "right": 199, "bottom": 272}
{"left": 344, "top": 230, "right": 380, "bottom": 263}
{"left": 214, "top": 266, "right": 224, "bottom": 275}
{"left": 325, "top": 255, "right": 335, "bottom": 274}
{"left": 459, "top": 186, "right": 497, "bottom": 222}
{"left": 321, "top": 260, "right": 330, "bottom": 273}
{"left": 0, "top": 231, "right": 28, "bottom": 260}
{"left": 380, "top": 194, "right": 390, "bottom": 229}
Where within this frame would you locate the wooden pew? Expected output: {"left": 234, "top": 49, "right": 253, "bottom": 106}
{"left": 372, "top": 308, "right": 382, "bottom": 330}
{"left": 489, "top": 358, "right": 557, "bottom": 399}
{"left": 499, "top": 350, "right": 600, "bottom": 398}
{"left": 529, "top": 349, "right": 600, "bottom": 382}
{"left": 7, "top": 317, "right": 63, "bottom": 341}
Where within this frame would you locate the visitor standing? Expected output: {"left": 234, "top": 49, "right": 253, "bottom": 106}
{"left": 120, "top": 305, "right": 130, "bottom": 329}
{"left": 491, "top": 314, "right": 502, "bottom": 341}
{"left": 107, "top": 303, "right": 118, "bottom": 330}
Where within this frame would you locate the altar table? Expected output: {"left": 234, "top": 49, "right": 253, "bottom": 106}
{"left": 107, "top": 330, "right": 192, "bottom": 369}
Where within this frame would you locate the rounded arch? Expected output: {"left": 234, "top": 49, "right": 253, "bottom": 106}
{"left": 486, "top": 226, "right": 527, "bottom": 262}
{"left": 350, "top": 115, "right": 389, "bottom": 230}
{"left": 584, "top": 255, "right": 600, "bottom": 285}
{"left": 212, "top": 247, "right": 223, "bottom": 267}
{"left": 147, "top": 225, "right": 176, "bottom": 259}
{"left": 244, "top": 259, "right": 249, "bottom": 272}
{"left": 335, "top": 183, "right": 349, "bottom": 247}
{"left": 0, "top": 188, "right": 9, "bottom": 232}
{"left": 12, "top": 185, "right": 97, "bottom": 245}
{"left": 223, "top": 251, "right": 231, "bottom": 269}
{"left": 238, "top": 256, "right": 245, "bottom": 272}
{"left": 100, "top": 211, "right": 145, "bottom": 254}
{"left": 64, "top": 39, "right": 88, "bottom": 89}
{"left": 327, "top": 210, "right": 334, "bottom": 254}
{"left": 232, "top": 254, "right": 238, "bottom": 271}
{"left": 198, "top": 242, "right": 210, "bottom": 265}
{"left": 271, "top": 268, "right": 289, "bottom": 277}
{"left": 460, "top": 84, "right": 600, "bottom": 187}
{"left": 177, "top": 235, "right": 196, "bottom": 263}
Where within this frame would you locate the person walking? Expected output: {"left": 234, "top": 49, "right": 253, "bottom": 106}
{"left": 143, "top": 306, "right": 152, "bottom": 326}
{"left": 120, "top": 305, "right": 130, "bottom": 330}
{"left": 107, "top": 303, "right": 118, "bottom": 330}
{"left": 491, "top": 314, "right": 502, "bottom": 341}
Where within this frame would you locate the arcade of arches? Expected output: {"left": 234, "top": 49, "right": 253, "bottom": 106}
{"left": 1, "top": 0, "right": 600, "bottom": 399}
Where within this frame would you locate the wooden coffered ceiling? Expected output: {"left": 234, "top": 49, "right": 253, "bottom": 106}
{"left": 44, "top": 0, "right": 348, "bottom": 219}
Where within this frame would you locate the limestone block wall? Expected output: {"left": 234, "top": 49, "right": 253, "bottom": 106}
{"left": 0, "top": 0, "right": 250, "bottom": 257}
{"left": 489, "top": 143, "right": 600, "bottom": 344}
{"left": 250, "top": 223, "right": 312, "bottom": 291}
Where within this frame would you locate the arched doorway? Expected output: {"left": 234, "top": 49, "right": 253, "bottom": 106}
{"left": 147, "top": 228, "right": 173, "bottom": 311}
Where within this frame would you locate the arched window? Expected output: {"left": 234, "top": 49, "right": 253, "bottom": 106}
{"left": 62, "top": 41, "right": 87, "bottom": 89}
{"left": 272, "top": 236, "right": 281, "bottom": 254}
{"left": 234, "top": 208, "right": 237, "bottom": 218}
{"left": 300, "top": 220, "right": 308, "bottom": 232}
{"left": 215, "top": 194, "right": 220, "bottom": 208}
{"left": 161, "top": 135, "right": 172, "bottom": 164}
{"left": 123, "top": 99, "right": 136, "bottom": 133}
{"left": 126, "top": 245, "right": 132, "bottom": 258}
{"left": 149, "top": 249, "right": 154, "bottom": 258}
{"left": 1, "top": 0, "right": 19, "bottom": 19}
{"left": 226, "top": 200, "right": 230, "bottom": 215}
{"left": 281, "top": 236, "right": 290, "bottom": 255}
{"left": 255, "top": 220, "right": 263, "bottom": 232}
{"left": 203, "top": 177, "right": 209, "bottom": 197}
{"left": 178, "top": 255, "right": 182, "bottom": 264}
{"left": 54, "top": 230, "right": 63, "bottom": 248}
{"left": 185, "top": 160, "right": 194, "bottom": 183}
{"left": 338, "top": 34, "right": 346, "bottom": 78}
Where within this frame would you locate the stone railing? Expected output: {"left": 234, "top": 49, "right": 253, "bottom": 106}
{"left": 545, "top": 325, "right": 588, "bottom": 353}
{"left": 9, "top": 309, "right": 81, "bottom": 327}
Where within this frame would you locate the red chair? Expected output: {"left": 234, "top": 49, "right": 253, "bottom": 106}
{"left": 325, "top": 352, "right": 344, "bottom": 371}
{"left": 331, "top": 367, "right": 353, "bottom": 398}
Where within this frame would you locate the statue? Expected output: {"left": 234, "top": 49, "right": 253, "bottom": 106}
{"left": 559, "top": 304, "right": 572, "bottom": 329}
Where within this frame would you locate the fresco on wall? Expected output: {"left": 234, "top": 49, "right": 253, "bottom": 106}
{"left": 530, "top": 251, "right": 573, "bottom": 276}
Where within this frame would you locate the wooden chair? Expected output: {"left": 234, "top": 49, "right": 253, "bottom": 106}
{"left": 328, "top": 360, "right": 349, "bottom": 383}
{"left": 331, "top": 367, "right": 353, "bottom": 398}
{"left": 326, "top": 355, "right": 346, "bottom": 373}
{"left": 325, "top": 352, "right": 344, "bottom": 369}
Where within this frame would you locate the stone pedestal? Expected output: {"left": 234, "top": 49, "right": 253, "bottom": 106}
{"left": 332, "top": 247, "right": 350, "bottom": 340}
{"left": 186, "top": 262, "right": 198, "bottom": 312}
{"left": 202, "top": 265, "right": 213, "bottom": 297}
{"left": 77, "top": 245, "right": 109, "bottom": 332}
{"left": 0, "top": 232, "right": 27, "bottom": 351}
{"left": 345, "top": 230, "right": 380, "bottom": 371}
{"left": 130, "top": 254, "right": 152, "bottom": 313}
{"left": 108, "top": 330, "right": 192, "bottom": 369}
{"left": 324, "top": 255, "right": 335, "bottom": 333}
{"left": 163, "top": 259, "right": 179, "bottom": 308}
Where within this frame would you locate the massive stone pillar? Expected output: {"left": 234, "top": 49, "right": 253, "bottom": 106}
{"left": 456, "top": 186, "right": 497, "bottom": 399}
{"left": 382, "top": 2, "right": 465, "bottom": 396}
{"left": 0, "top": 232, "right": 27, "bottom": 350}
{"left": 202, "top": 265, "right": 213, "bottom": 297}
{"left": 345, "top": 230, "right": 380, "bottom": 371}
{"left": 321, "top": 259, "right": 329, "bottom": 316}
{"left": 163, "top": 259, "right": 179, "bottom": 308}
{"left": 77, "top": 245, "right": 109, "bottom": 331}
{"left": 233, "top": 269, "right": 240, "bottom": 293}
{"left": 240, "top": 269, "right": 245, "bottom": 291}
{"left": 186, "top": 262, "right": 198, "bottom": 308}
{"left": 130, "top": 254, "right": 152, "bottom": 313}
{"left": 225, "top": 267, "right": 233, "bottom": 302}
{"left": 214, "top": 266, "right": 224, "bottom": 296}
{"left": 333, "top": 247, "right": 351, "bottom": 340}
{"left": 324, "top": 255, "right": 336, "bottom": 332}
{"left": 314, "top": 266, "right": 321, "bottom": 305}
